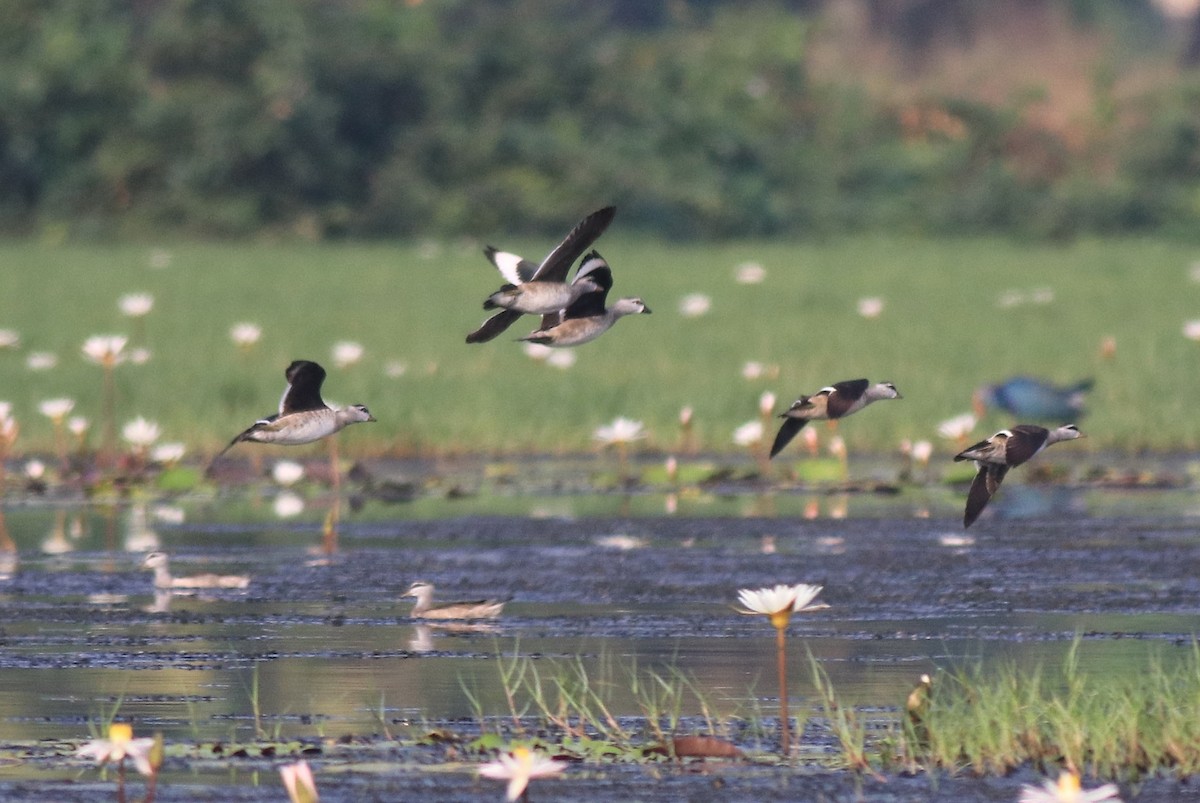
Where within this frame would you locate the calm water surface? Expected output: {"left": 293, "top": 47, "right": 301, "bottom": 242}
{"left": 0, "top": 474, "right": 1197, "bottom": 753}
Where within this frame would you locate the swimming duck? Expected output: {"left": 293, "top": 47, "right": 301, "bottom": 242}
{"left": 953, "top": 424, "right": 1084, "bottom": 527}
{"left": 213, "top": 360, "right": 374, "bottom": 461}
{"left": 769, "top": 380, "right": 902, "bottom": 459}
{"left": 467, "top": 206, "right": 616, "bottom": 344}
{"left": 973, "top": 376, "right": 1093, "bottom": 422}
{"left": 402, "top": 580, "right": 505, "bottom": 620}
{"left": 517, "top": 252, "right": 651, "bottom": 347}
{"left": 141, "top": 551, "right": 250, "bottom": 590}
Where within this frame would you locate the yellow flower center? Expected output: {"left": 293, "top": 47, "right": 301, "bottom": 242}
{"left": 1057, "top": 772, "right": 1082, "bottom": 796}
{"left": 108, "top": 723, "right": 133, "bottom": 745}
{"left": 768, "top": 610, "right": 792, "bottom": 630}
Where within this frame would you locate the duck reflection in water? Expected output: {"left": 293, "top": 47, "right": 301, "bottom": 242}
{"left": 407, "top": 622, "right": 501, "bottom": 654}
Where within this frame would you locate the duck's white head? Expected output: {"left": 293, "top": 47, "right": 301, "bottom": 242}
{"left": 1050, "top": 424, "right": 1084, "bottom": 443}
{"left": 403, "top": 581, "right": 434, "bottom": 601}
{"left": 339, "top": 404, "right": 376, "bottom": 424}
{"left": 869, "top": 382, "right": 902, "bottom": 401}
{"left": 612, "top": 297, "right": 651, "bottom": 317}
{"left": 141, "top": 551, "right": 168, "bottom": 570}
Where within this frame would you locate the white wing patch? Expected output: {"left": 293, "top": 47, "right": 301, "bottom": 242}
{"left": 489, "top": 250, "right": 529, "bottom": 285}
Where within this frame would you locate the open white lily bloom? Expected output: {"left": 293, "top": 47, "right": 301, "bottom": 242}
{"left": 736, "top": 583, "right": 826, "bottom": 619}
{"left": 82, "top": 335, "right": 128, "bottom": 366}
{"left": 122, "top": 416, "right": 161, "bottom": 448}
{"left": 594, "top": 417, "right": 646, "bottom": 446}
{"left": 39, "top": 398, "right": 75, "bottom": 421}
{"left": 230, "top": 322, "right": 263, "bottom": 348}
{"left": 119, "top": 293, "right": 154, "bottom": 318}
{"left": 76, "top": 723, "right": 155, "bottom": 776}
{"left": 1019, "top": 771, "right": 1122, "bottom": 803}
{"left": 479, "top": 746, "right": 565, "bottom": 802}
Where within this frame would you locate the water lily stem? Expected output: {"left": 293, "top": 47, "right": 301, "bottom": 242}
{"left": 324, "top": 436, "right": 341, "bottom": 554}
{"left": 100, "top": 364, "right": 117, "bottom": 469}
{"left": 775, "top": 623, "right": 790, "bottom": 756}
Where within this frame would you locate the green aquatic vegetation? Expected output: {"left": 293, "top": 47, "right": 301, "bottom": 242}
{"left": 898, "top": 639, "right": 1200, "bottom": 780}
{"left": 481, "top": 651, "right": 745, "bottom": 757}
{"left": 3, "top": 237, "right": 1200, "bottom": 458}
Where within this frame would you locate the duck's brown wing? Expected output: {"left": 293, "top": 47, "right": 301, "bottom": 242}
{"left": 963, "top": 464, "right": 1009, "bottom": 527}
{"left": 466, "top": 309, "right": 524, "bottom": 343}
{"left": 769, "top": 418, "right": 809, "bottom": 459}
{"left": 531, "top": 206, "right": 616, "bottom": 283}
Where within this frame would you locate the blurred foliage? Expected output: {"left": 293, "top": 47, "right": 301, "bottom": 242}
{"left": 2, "top": 0, "right": 1200, "bottom": 240}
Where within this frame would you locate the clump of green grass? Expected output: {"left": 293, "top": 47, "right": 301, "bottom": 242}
{"left": 896, "top": 639, "right": 1200, "bottom": 780}
{"left": 469, "top": 649, "right": 748, "bottom": 759}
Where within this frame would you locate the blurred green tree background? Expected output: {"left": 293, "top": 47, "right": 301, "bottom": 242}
{"left": 3, "top": 0, "right": 1200, "bottom": 240}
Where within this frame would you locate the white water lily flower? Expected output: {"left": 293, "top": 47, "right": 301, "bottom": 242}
{"left": 594, "top": 417, "right": 646, "bottom": 446}
{"left": 151, "top": 442, "right": 186, "bottom": 464}
{"left": 82, "top": 335, "right": 128, "bottom": 366}
{"left": 0, "top": 329, "right": 19, "bottom": 349}
{"left": 272, "top": 460, "right": 305, "bottom": 486}
{"left": 732, "top": 420, "right": 763, "bottom": 447}
{"left": 129, "top": 347, "right": 152, "bottom": 365}
{"left": 742, "top": 361, "right": 765, "bottom": 380}
{"left": 1019, "top": 771, "right": 1122, "bottom": 803}
{"left": 546, "top": 349, "right": 577, "bottom": 369}
{"left": 39, "top": 398, "right": 75, "bottom": 421}
{"left": 230, "top": 322, "right": 262, "bottom": 348}
{"left": 734, "top": 261, "right": 766, "bottom": 284}
{"left": 678, "top": 292, "right": 712, "bottom": 318}
{"left": 26, "top": 351, "right": 58, "bottom": 371}
{"left": 478, "top": 746, "right": 566, "bottom": 802}
{"left": 522, "top": 342, "right": 553, "bottom": 361}
{"left": 332, "top": 340, "right": 364, "bottom": 368}
{"left": 119, "top": 292, "right": 154, "bottom": 317}
{"left": 76, "top": 723, "right": 156, "bottom": 777}
{"left": 122, "top": 417, "right": 160, "bottom": 448}
{"left": 911, "top": 440, "right": 934, "bottom": 465}
{"left": 736, "top": 583, "right": 826, "bottom": 619}
{"left": 25, "top": 459, "right": 45, "bottom": 480}
{"left": 759, "top": 391, "right": 777, "bottom": 417}
{"left": 1184, "top": 320, "right": 1200, "bottom": 342}
{"left": 856, "top": 296, "right": 884, "bottom": 319}
{"left": 937, "top": 412, "right": 977, "bottom": 441}
{"left": 67, "top": 416, "right": 89, "bottom": 437}
{"left": 274, "top": 492, "right": 305, "bottom": 518}
{"left": 384, "top": 360, "right": 408, "bottom": 378}
{"left": 0, "top": 404, "right": 17, "bottom": 444}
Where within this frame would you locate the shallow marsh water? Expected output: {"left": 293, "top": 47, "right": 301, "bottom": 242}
{"left": 0, "top": 456, "right": 1199, "bottom": 800}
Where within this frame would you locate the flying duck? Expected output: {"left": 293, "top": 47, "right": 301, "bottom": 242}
{"left": 466, "top": 206, "right": 617, "bottom": 344}
{"left": 402, "top": 581, "right": 505, "bottom": 620}
{"left": 954, "top": 423, "right": 1084, "bottom": 527}
{"left": 769, "top": 379, "right": 902, "bottom": 459}
{"left": 141, "top": 551, "right": 250, "bottom": 590}
{"left": 973, "top": 376, "right": 1093, "bottom": 422}
{"left": 213, "top": 360, "right": 375, "bottom": 461}
{"left": 517, "top": 251, "right": 650, "bottom": 347}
